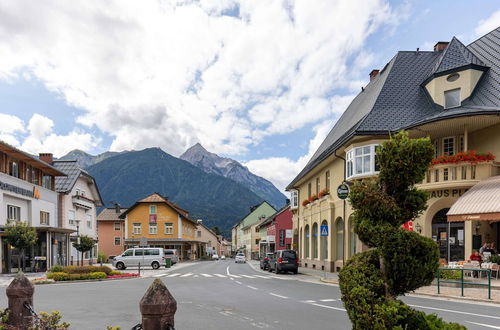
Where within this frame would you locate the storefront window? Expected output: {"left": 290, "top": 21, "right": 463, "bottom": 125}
{"left": 312, "top": 223, "right": 318, "bottom": 259}
{"left": 304, "top": 225, "right": 310, "bottom": 258}
{"left": 335, "top": 218, "right": 344, "bottom": 260}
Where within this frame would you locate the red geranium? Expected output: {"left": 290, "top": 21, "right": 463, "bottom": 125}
{"left": 431, "top": 151, "right": 495, "bottom": 166}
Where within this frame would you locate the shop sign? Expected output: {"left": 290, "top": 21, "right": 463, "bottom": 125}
{"left": 337, "top": 183, "right": 350, "bottom": 199}
{"left": 285, "top": 229, "right": 293, "bottom": 238}
{"left": 401, "top": 221, "right": 413, "bottom": 231}
{"left": 0, "top": 180, "right": 35, "bottom": 198}
{"left": 429, "top": 189, "right": 467, "bottom": 199}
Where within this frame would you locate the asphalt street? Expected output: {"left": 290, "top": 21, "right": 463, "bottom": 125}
{"left": 1, "top": 260, "right": 499, "bottom": 329}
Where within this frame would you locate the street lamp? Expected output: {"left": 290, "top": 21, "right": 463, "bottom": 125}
{"left": 74, "top": 219, "right": 81, "bottom": 266}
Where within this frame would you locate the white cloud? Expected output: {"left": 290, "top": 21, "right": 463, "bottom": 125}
{"left": 27, "top": 113, "right": 53, "bottom": 140}
{"left": 0, "top": 114, "right": 25, "bottom": 134}
{"left": 475, "top": 10, "right": 500, "bottom": 36}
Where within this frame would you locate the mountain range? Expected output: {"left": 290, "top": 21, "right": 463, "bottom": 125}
{"left": 60, "top": 145, "right": 287, "bottom": 235}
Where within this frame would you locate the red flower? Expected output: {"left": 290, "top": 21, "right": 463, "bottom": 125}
{"left": 431, "top": 151, "right": 495, "bottom": 166}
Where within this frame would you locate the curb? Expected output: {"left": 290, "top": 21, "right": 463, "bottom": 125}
{"left": 408, "top": 291, "right": 500, "bottom": 305}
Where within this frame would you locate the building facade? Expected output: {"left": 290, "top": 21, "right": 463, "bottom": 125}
{"left": 0, "top": 143, "right": 68, "bottom": 273}
{"left": 195, "top": 221, "right": 221, "bottom": 257}
{"left": 257, "top": 205, "right": 293, "bottom": 257}
{"left": 96, "top": 206, "right": 127, "bottom": 259}
{"left": 52, "top": 158, "right": 103, "bottom": 265}
{"left": 120, "top": 193, "right": 201, "bottom": 261}
{"left": 288, "top": 28, "right": 500, "bottom": 272}
{"left": 232, "top": 201, "right": 276, "bottom": 259}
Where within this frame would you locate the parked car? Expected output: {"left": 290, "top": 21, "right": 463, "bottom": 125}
{"left": 260, "top": 252, "right": 274, "bottom": 270}
{"left": 212, "top": 254, "right": 219, "bottom": 260}
{"left": 220, "top": 255, "right": 226, "bottom": 260}
{"left": 268, "top": 250, "right": 298, "bottom": 274}
{"left": 164, "top": 249, "right": 179, "bottom": 264}
{"left": 235, "top": 253, "right": 246, "bottom": 263}
{"left": 112, "top": 247, "right": 172, "bottom": 270}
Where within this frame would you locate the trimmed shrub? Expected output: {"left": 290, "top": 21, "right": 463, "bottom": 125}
{"left": 61, "top": 265, "right": 113, "bottom": 275}
{"left": 339, "top": 132, "right": 465, "bottom": 329}
{"left": 440, "top": 270, "right": 461, "bottom": 280}
{"left": 47, "top": 271, "right": 107, "bottom": 281}
{"left": 97, "top": 251, "right": 109, "bottom": 263}
{"left": 109, "top": 270, "right": 122, "bottom": 276}
{"left": 47, "top": 272, "right": 70, "bottom": 281}
{"left": 49, "top": 265, "right": 64, "bottom": 273}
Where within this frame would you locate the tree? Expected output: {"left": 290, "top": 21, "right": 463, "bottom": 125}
{"left": 339, "top": 131, "right": 464, "bottom": 329}
{"left": 4, "top": 221, "right": 37, "bottom": 272}
{"left": 72, "top": 235, "right": 95, "bottom": 266}
{"left": 212, "top": 226, "right": 222, "bottom": 236}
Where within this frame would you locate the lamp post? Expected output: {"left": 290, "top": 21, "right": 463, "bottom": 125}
{"left": 74, "top": 220, "right": 81, "bottom": 266}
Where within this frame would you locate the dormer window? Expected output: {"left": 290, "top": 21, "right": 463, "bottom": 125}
{"left": 444, "top": 88, "right": 461, "bottom": 109}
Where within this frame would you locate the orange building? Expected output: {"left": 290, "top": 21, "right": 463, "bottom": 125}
{"left": 119, "top": 193, "right": 201, "bottom": 261}
{"left": 96, "top": 206, "right": 127, "bottom": 259}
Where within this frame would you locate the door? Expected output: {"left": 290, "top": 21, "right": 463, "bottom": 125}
{"left": 432, "top": 208, "right": 464, "bottom": 262}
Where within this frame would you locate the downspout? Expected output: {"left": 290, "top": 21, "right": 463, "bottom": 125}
{"left": 334, "top": 149, "right": 347, "bottom": 266}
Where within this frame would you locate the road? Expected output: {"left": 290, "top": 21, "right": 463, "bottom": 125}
{"left": 1, "top": 260, "right": 500, "bottom": 329}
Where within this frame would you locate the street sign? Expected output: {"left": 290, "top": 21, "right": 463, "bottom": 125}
{"left": 285, "top": 229, "right": 293, "bottom": 238}
{"left": 337, "top": 183, "right": 350, "bottom": 199}
{"left": 139, "top": 237, "right": 148, "bottom": 247}
{"left": 320, "top": 225, "right": 328, "bottom": 236}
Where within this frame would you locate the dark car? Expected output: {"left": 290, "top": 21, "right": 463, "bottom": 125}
{"left": 268, "top": 250, "right": 298, "bottom": 274}
{"left": 259, "top": 252, "right": 274, "bottom": 270}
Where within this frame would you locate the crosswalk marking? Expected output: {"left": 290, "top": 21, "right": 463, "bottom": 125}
{"left": 240, "top": 275, "right": 256, "bottom": 279}
{"left": 253, "top": 275, "right": 271, "bottom": 279}
{"left": 201, "top": 273, "right": 213, "bottom": 277}
{"left": 214, "top": 274, "right": 227, "bottom": 278}
{"left": 166, "top": 273, "right": 180, "bottom": 277}
{"left": 180, "top": 273, "right": 193, "bottom": 277}
{"left": 228, "top": 274, "right": 242, "bottom": 278}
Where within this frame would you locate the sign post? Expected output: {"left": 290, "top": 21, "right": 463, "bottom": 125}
{"left": 139, "top": 237, "right": 148, "bottom": 275}
{"left": 320, "top": 224, "right": 329, "bottom": 279}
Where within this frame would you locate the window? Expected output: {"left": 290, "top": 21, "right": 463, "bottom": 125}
{"left": 165, "top": 223, "right": 173, "bottom": 234}
{"left": 325, "top": 171, "right": 330, "bottom": 191}
{"left": 444, "top": 88, "right": 461, "bottom": 109}
{"left": 40, "top": 211, "right": 49, "bottom": 225}
{"left": 443, "top": 137, "right": 455, "bottom": 156}
{"left": 316, "top": 177, "right": 320, "bottom": 194}
{"left": 135, "top": 249, "right": 144, "bottom": 256}
{"left": 149, "top": 224, "right": 157, "bottom": 234}
{"left": 86, "top": 214, "right": 92, "bottom": 229}
{"left": 114, "top": 222, "right": 121, "bottom": 231}
{"left": 458, "top": 135, "right": 464, "bottom": 153}
{"left": 42, "top": 175, "right": 52, "bottom": 189}
{"left": 8, "top": 160, "right": 19, "bottom": 178}
{"left": 68, "top": 210, "right": 76, "bottom": 225}
{"left": 146, "top": 248, "right": 159, "bottom": 255}
{"left": 307, "top": 183, "right": 312, "bottom": 198}
{"left": 133, "top": 223, "right": 142, "bottom": 234}
{"left": 346, "top": 144, "right": 380, "bottom": 179}
{"left": 197, "top": 230, "right": 201, "bottom": 238}
{"left": 31, "top": 169, "right": 39, "bottom": 184}
{"left": 290, "top": 190, "right": 299, "bottom": 209}
{"left": 114, "top": 237, "right": 121, "bottom": 246}
{"left": 149, "top": 205, "right": 157, "bottom": 214}
{"left": 7, "top": 205, "right": 21, "bottom": 221}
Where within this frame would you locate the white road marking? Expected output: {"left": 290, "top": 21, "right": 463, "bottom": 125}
{"left": 214, "top": 274, "right": 227, "bottom": 278}
{"left": 236, "top": 281, "right": 242, "bottom": 285}
{"left": 153, "top": 274, "right": 164, "bottom": 277}
{"left": 180, "top": 273, "right": 193, "bottom": 277}
{"left": 302, "top": 300, "right": 316, "bottom": 303}
{"left": 467, "top": 322, "right": 500, "bottom": 329}
{"left": 310, "top": 303, "right": 346, "bottom": 312}
{"left": 166, "top": 273, "right": 180, "bottom": 277}
{"left": 269, "top": 293, "right": 288, "bottom": 299}
{"left": 194, "top": 275, "right": 199, "bottom": 278}
{"left": 408, "top": 304, "right": 500, "bottom": 320}
{"left": 247, "top": 285, "right": 258, "bottom": 290}
{"left": 320, "top": 299, "right": 336, "bottom": 302}
{"left": 230, "top": 278, "right": 234, "bottom": 281}
{"left": 201, "top": 273, "right": 213, "bottom": 277}
{"left": 240, "top": 275, "right": 256, "bottom": 279}
{"left": 253, "top": 275, "right": 271, "bottom": 279}
{"left": 270, "top": 276, "right": 292, "bottom": 280}
{"left": 226, "top": 266, "right": 231, "bottom": 276}
{"left": 229, "top": 274, "right": 242, "bottom": 278}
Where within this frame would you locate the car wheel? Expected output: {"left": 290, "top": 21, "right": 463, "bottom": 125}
{"left": 293, "top": 269, "right": 298, "bottom": 274}
{"left": 152, "top": 261, "right": 160, "bottom": 270}
{"left": 116, "top": 262, "right": 125, "bottom": 270}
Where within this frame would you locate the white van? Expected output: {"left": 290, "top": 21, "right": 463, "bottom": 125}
{"left": 112, "top": 248, "right": 171, "bottom": 270}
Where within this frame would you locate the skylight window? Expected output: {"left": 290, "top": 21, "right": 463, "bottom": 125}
{"left": 444, "top": 88, "right": 461, "bottom": 109}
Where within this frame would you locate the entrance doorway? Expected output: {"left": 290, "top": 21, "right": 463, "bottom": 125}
{"left": 432, "top": 208, "right": 464, "bottom": 262}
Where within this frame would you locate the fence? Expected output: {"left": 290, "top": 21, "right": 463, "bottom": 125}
{"left": 4, "top": 273, "right": 177, "bottom": 330}
{"left": 437, "top": 267, "right": 492, "bottom": 300}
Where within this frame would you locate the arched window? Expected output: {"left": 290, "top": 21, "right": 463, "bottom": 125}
{"left": 312, "top": 223, "right": 318, "bottom": 259}
{"left": 320, "top": 220, "right": 328, "bottom": 260}
{"left": 432, "top": 208, "right": 464, "bottom": 262}
{"left": 349, "top": 216, "right": 358, "bottom": 256}
{"left": 335, "top": 218, "right": 344, "bottom": 260}
{"left": 299, "top": 228, "right": 303, "bottom": 259}
{"left": 304, "top": 225, "right": 310, "bottom": 258}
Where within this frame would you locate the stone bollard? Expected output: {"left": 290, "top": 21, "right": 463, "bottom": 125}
{"left": 6, "top": 273, "right": 35, "bottom": 329}
{"left": 140, "top": 278, "right": 177, "bottom": 330}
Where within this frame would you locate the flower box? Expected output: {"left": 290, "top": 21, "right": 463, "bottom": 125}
{"left": 431, "top": 151, "right": 495, "bottom": 166}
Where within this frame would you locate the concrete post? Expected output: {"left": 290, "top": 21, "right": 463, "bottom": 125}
{"left": 6, "top": 273, "right": 35, "bottom": 329}
{"left": 140, "top": 279, "right": 177, "bottom": 330}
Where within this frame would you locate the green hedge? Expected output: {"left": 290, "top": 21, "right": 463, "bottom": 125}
{"left": 47, "top": 271, "right": 107, "bottom": 281}
{"left": 60, "top": 265, "right": 113, "bottom": 275}
{"left": 439, "top": 270, "right": 461, "bottom": 280}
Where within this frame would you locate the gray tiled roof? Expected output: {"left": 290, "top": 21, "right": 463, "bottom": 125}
{"left": 53, "top": 161, "right": 81, "bottom": 192}
{"left": 97, "top": 207, "right": 128, "bottom": 221}
{"left": 287, "top": 27, "right": 500, "bottom": 190}
{"left": 432, "top": 37, "right": 486, "bottom": 75}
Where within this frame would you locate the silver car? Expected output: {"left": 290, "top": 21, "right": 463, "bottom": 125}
{"left": 112, "top": 248, "right": 170, "bottom": 270}
{"left": 235, "top": 253, "right": 246, "bottom": 263}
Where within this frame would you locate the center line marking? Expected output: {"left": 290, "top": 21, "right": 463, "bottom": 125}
{"left": 269, "top": 293, "right": 288, "bottom": 299}
{"left": 310, "top": 303, "right": 346, "bottom": 312}
{"left": 247, "top": 285, "right": 258, "bottom": 290}
{"left": 408, "top": 304, "right": 500, "bottom": 320}
{"left": 320, "top": 299, "right": 336, "bottom": 302}
{"left": 166, "top": 273, "right": 180, "bottom": 277}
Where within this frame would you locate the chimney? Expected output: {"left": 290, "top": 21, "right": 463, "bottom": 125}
{"left": 434, "top": 41, "right": 449, "bottom": 52}
{"left": 369, "top": 69, "right": 380, "bottom": 81}
{"left": 197, "top": 219, "right": 203, "bottom": 224}
{"left": 39, "top": 153, "right": 53, "bottom": 164}
{"left": 115, "top": 203, "right": 121, "bottom": 214}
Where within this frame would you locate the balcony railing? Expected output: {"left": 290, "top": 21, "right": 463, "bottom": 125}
{"left": 417, "top": 161, "right": 498, "bottom": 189}
{"left": 72, "top": 194, "right": 94, "bottom": 210}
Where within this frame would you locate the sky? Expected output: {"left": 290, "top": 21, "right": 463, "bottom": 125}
{"left": 0, "top": 0, "right": 499, "bottom": 192}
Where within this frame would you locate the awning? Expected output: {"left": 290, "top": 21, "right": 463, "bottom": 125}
{"left": 447, "top": 175, "right": 500, "bottom": 222}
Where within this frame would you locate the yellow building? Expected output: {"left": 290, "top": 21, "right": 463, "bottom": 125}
{"left": 120, "top": 193, "right": 200, "bottom": 261}
{"left": 287, "top": 28, "right": 500, "bottom": 272}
